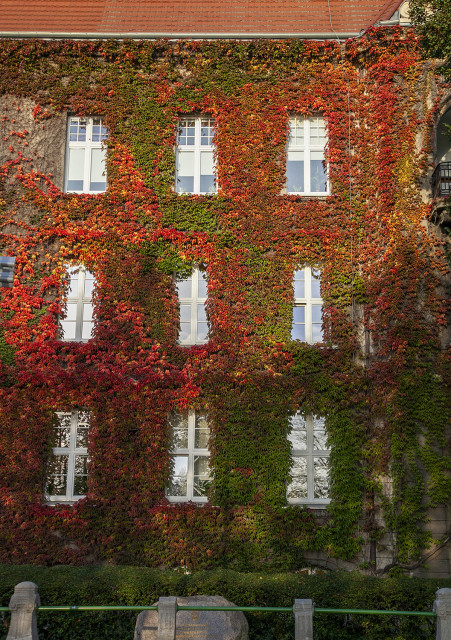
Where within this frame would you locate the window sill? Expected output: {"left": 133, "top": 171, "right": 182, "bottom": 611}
{"left": 45, "top": 498, "right": 85, "bottom": 506}
{"left": 286, "top": 501, "right": 330, "bottom": 509}
{"left": 166, "top": 496, "right": 209, "bottom": 504}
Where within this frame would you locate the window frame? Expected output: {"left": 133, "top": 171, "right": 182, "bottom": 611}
{"left": 64, "top": 116, "right": 108, "bottom": 194}
{"left": 60, "top": 264, "right": 95, "bottom": 343}
{"left": 46, "top": 410, "right": 90, "bottom": 504}
{"left": 291, "top": 266, "right": 323, "bottom": 344}
{"left": 286, "top": 115, "right": 329, "bottom": 196}
{"left": 175, "top": 116, "right": 217, "bottom": 195}
{"left": 287, "top": 413, "right": 330, "bottom": 506}
{"left": 166, "top": 409, "right": 211, "bottom": 503}
{"left": 176, "top": 267, "right": 209, "bottom": 346}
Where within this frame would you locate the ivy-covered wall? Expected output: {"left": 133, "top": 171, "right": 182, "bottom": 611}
{"left": 0, "top": 29, "right": 449, "bottom": 575}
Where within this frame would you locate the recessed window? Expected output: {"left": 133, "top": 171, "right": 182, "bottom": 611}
{"left": 65, "top": 116, "right": 108, "bottom": 193}
{"left": 291, "top": 267, "right": 323, "bottom": 343}
{"left": 176, "top": 268, "right": 208, "bottom": 345}
{"left": 167, "top": 410, "right": 211, "bottom": 503}
{"left": 287, "top": 413, "right": 330, "bottom": 505}
{"left": 176, "top": 117, "right": 217, "bottom": 194}
{"left": 286, "top": 116, "right": 327, "bottom": 195}
{"left": 46, "top": 410, "right": 90, "bottom": 503}
{"left": 60, "top": 265, "right": 95, "bottom": 342}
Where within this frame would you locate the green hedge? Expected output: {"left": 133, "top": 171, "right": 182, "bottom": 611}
{"left": 0, "top": 566, "right": 448, "bottom": 640}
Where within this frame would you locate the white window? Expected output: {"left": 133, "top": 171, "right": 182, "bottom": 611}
{"left": 167, "top": 410, "right": 211, "bottom": 502}
{"left": 60, "top": 265, "right": 95, "bottom": 342}
{"left": 287, "top": 413, "right": 330, "bottom": 505}
{"left": 176, "top": 268, "right": 208, "bottom": 345}
{"left": 46, "top": 410, "right": 90, "bottom": 503}
{"left": 65, "top": 116, "right": 107, "bottom": 193}
{"left": 176, "top": 117, "right": 217, "bottom": 194}
{"left": 286, "top": 116, "right": 327, "bottom": 195}
{"left": 292, "top": 267, "right": 323, "bottom": 343}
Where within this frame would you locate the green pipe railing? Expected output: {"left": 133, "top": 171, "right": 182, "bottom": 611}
{"left": 0, "top": 604, "right": 436, "bottom": 616}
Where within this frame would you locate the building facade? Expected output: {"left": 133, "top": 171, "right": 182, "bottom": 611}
{"left": 0, "top": 0, "right": 449, "bottom": 576}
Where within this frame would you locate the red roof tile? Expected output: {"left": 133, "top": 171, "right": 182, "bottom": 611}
{"left": 0, "top": 0, "right": 404, "bottom": 37}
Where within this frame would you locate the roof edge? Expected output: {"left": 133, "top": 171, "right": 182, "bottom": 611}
{"left": 366, "top": 0, "right": 403, "bottom": 29}
{"left": 0, "top": 31, "right": 360, "bottom": 41}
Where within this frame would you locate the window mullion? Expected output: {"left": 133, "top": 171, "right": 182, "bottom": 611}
{"left": 307, "top": 415, "right": 314, "bottom": 502}
{"left": 73, "top": 268, "right": 82, "bottom": 342}
{"left": 84, "top": 122, "right": 91, "bottom": 193}
{"left": 187, "top": 411, "right": 195, "bottom": 499}
{"left": 304, "top": 119, "right": 311, "bottom": 194}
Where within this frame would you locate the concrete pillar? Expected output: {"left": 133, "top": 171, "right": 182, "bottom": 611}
{"left": 157, "top": 596, "right": 177, "bottom": 640}
{"left": 7, "top": 581, "right": 40, "bottom": 640}
{"left": 435, "top": 588, "right": 451, "bottom": 640}
{"left": 293, "top": 599, "right": 313, "bottom": 640}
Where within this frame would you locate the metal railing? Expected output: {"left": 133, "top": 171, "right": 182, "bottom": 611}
{"left": 3, "top": 582, "right": 450, "bottom": 640}
{"left": 432, "top": 162, "right": 451, "bottom": 199}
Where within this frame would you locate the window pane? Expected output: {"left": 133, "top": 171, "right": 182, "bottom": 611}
{"left": 311, "top": 269, "right": 321, "bottom": 298}
{"left": 289, "top": 118, "right": 304, "bottom": 146}
{"left": 313, "top": 416, "right": 328, "bottom": 450}
{"left": 179, "top": 323, "right": 190, "bottom": 342}
{"left": 178, "top": 119, "right": 195, "bottom": 145}
{"left": 287, "top": 457, "right": 307, "bottom": 499}
{"left": 200, "top": 151, "right": 214, "bottom": 175}
{"left": 90, "top": 147, "right": 107, "bottom": 191}
{"left": 67, "top": 147, "right": 85, "bottom": 191}
{"left": 76, "top": 425, "right": 89, "bottom": 448}
{"left": 200, "top": 175, "right": 216, "bottom": 194}
{"left": 291, "top": 305, "right": 305, "bottom": 341}
{"left": 197, "top": 304, "right": 207, "bottom": 324}
{"left": 82, "top": 321, "right": 94, "bottom": 341}
{"left": 60, "top": 321, "right": 76, "bottom": 340}
{"left": 310, "top": 118, "right": 326, "bottom": 145}
{"left": 312, "top": 304, "right": 323, "bottom": 342}
{"left": 52, "top": 424, "right": 71, "bottom": 448}
{"left": 170, "top": 412, "right": 189, "bottom": 449}
{"left": 73, "top": 474, "right": 88, "bottom": 496}
{"left": 314, "top": 457, "right": 329, "bottom": 498}
{"left": 168, "top": 455, "right": 188, "bottom": 496}
{"left": 200, "top": 119, "right": 214, "bottom": 145}
{"left": 67, "top": 268, "right": 79, "bottom": 298}
{"left": 193, "top": 455, "right": 210, "bottom": 496}
{"left": 197, "top": 323, "right": 208, "bottom": 341}
{"left": 198, "top": 272, "right": 208, "bottom": 298}
{"left": 287, "top": 151, "right": 304, "bottom": 193}
{"left": 310, "top": 151, "right": 327, "bottom": 193}
{"left": 46, "top": 454, "right": 68, "bottom": 496}
{"left": 74, "top": 454, "right": 89, "bottom": 495}
{"left": 176, "top": 151, "right": 195, "bottom": 193}
{"left": 195, "top": 412, "right": 210, "bottom": 448}
{"left": 74, "top": 454, "right": 88, "bottom": 475}
{"left": 293, "top": 269, "right": 305, "bottom": 298}
{"left": 92, "top": 118, "right": 108, "bottom": 142}
{"left": 83, "top": 303, "right": 93, "bottom": 323}
{"left": 288, "top": 414, "right": 307, "bottom": 450}
{"left": 312, "top": 304, "right": 322, "bottom": 324}
{"left": 65, "top": 303, "right": 77, "bottom": 322}
{"left": 180, "top": 305, "right": 191, "bottom": 324}
{"left": 84, "top": 272, "right": 94, "bottom": 297}
{"left": 177, "top": 277, "right": 192, "bottom": 299}
{"left": 178, "top": 151, "right": 195, "bottom": 175}
{"left": 69, "top": 118, "right": 87, "bottom": 142}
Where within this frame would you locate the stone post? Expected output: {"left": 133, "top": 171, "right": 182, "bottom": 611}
{"left": 157, "top": 596, "right": 177, "bottom": 640}
{"left": 434, "top": 588, "right": 451, "bottom": 640}
{"left": 293, "top": 599, "right": 313, "bottom": 640}
{"left": 6, "top": 582, "right": 40, "bottom": 640}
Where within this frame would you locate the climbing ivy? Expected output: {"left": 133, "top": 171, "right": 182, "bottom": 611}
{"left": 0, "top": 29, "right": 448, "bottom": 572}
